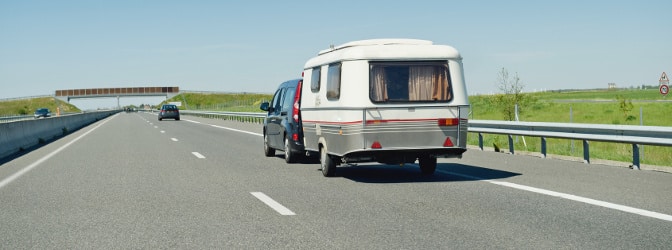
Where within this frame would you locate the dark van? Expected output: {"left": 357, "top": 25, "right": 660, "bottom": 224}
{"left": 260, "top": 79, "right": 304, "bottom": 163}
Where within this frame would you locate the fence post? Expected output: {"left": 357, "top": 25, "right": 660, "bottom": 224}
{"left": 508, "top": 135, "right": 514, "bottom": 154}
{"left": 478, "top": 133, "right": 483, "bottom": 150}
{"left": 632, "top": 144, "right": 641, "bottom": 170}
{"left": 541, "top": 137, "right": 547, "bottom": 158}
{"left": 583, "top": 140, "right": 590, "bottom": 164}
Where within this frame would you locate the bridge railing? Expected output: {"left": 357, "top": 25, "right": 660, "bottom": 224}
{"left": 179, "top": 111, "right": 672, "bottom": 169}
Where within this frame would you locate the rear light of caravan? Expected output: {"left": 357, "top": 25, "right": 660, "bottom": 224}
{"left": 371, "top": 141, "right": 382, "bottom": 149}
{"left": 438, "top": 118, "right": 460, "bottom": 126}
{"left": 292, "top": 80, "right": 303, "bottom": 123}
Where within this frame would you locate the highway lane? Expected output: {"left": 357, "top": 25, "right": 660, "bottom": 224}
{"left": 0, "top": 112, "right": 670, "bottom": 249}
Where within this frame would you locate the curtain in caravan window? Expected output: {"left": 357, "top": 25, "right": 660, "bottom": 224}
{"left": 431, "top": 67, "right": 451, "bottom": 101}
{"left": 370, "top": 66, "right": 387, "bottom": 101}
{"left": 408, "top": 66, "right": 434, "bottom": 101}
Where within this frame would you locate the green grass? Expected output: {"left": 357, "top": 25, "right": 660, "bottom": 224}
{"left": 469, "top": 88, "right": 672, "bottom": 166}
{"left": 0, "top": 97, "right": 80, "bottom": 116}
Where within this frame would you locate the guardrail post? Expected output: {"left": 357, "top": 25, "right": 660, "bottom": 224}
{"left": 583, "top": 140, "right": 590, "bottom": 164}
{"left": 632, "top": 144, "right": 641, "bottom": 170}
{"left": 508, "top": 135, "right": 514, "bottom": 154}
{"left": 478, "top": 133, "right": 483, "bottom": 150}
{"left": 541, "top": 137, "right": 547, "bottom": 158}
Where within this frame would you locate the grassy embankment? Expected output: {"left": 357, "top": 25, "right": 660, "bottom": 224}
{"left": 470, "top": 89, "right": 671, "bottom": 166}
{"left": 0, "top": 97, "right": 80, "bottom": 116}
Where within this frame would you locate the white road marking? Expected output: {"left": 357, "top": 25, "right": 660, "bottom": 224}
{"left": 171, "top": 138, "right": 178, "bottom": 142}
{"left": 154, "top": 126, "right": 158, "bottom": 128}
{"left": 192, "top": 152, "right": 206, "bottom": 159}
{"left": 251, "top": 192, "right": 296, "bottom": 216}
{"left": 184, "top": 119, "right": 201, "bottom": 124}
{"left": 440, "top": 170, "right": 672, "bottom": 222}
{"left": 210, "top": 125, "right": 262, "bottom": 137}
{"left": 0, "top": 114, "right": 115, "bottom": 190}
{"left": 160, "top": 130, "right": 165, "bottom": 133}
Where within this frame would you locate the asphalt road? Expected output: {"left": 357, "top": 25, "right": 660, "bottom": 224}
{"left": 1, "top": 112, "right": 670, "bottom": 249}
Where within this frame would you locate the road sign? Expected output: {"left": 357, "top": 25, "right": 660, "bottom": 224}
{"left": 660, "top": 72, "right": 669, "bottom": 85}
{"left": 661, "top": 84, "right": 669, "bottom": 95}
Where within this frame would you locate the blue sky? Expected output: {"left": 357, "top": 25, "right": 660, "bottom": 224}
{"left": 1, "top": 0, "right": 670, "bottom": 109}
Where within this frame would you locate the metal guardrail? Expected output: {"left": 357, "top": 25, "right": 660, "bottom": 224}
{"left": 468, "top": 120, "right": 672, "bottom": 169}
{"left": 0, "top": 115, "right": 33, "bottom": 123}
{"left": 0, "top": 112, "right": 90, "bottom": 123}
{"left": 179, "top": 110, "right": 266, "bottom": 124}
{"left": 180, "top": 110, "right": 672, "bottom": 169}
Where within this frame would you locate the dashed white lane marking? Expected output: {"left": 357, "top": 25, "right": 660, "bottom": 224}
{"left": 184, "top": 120, "right": 201, "bottom": 124}
{"left": 171, "top": 138, "right": 178, "bottom": 142}
{"left": 160, "top": 130, "right": 165, "bottom": 133}
{"left": 0, "top": 114, "right": 116, "bottom": 190}
{"left": 154, "top": 126, "right": 158, "bottom": 128}
{"left": 440, "top": 170, "right": 672, "bottom": 222}
{"left": 192, "top": 152, "right": 206, "bottom": 159}
{"left": 210, "top": 125, "right": 262, "bottom": 137}
{"left": 251, "top": 192, "right": 296, "bottom": 216}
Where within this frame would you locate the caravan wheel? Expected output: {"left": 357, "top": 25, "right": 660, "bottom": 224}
{"left": 418, "top": 155, "right": 437, "bottom": 175}
{"left": 320, "top": 146, "right": 336, "bottom": 177}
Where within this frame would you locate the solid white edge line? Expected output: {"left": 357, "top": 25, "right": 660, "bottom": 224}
{"left": 0, "top": 114, "right": 117, "bottom": 190}
{"left": 251, "top": 192, "right": 296, "bottom": 216}
{"left": 439, "top": 170, "right": 672, "bottom": 222}
{"left": 184, "top": 119, "right": 201, "bottom": 124}
{"left": 191, "top": 152, "right": 206, "bottom": 159}
{"left": 210, "top": 125, "right": 262, "bottom": 137}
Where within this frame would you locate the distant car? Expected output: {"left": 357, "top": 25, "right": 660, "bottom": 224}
{"left": 158, "top": 104, "right": 180, "bottom": 121}
{"left": 34, "top": 108, "right": 51, "bottom": 118}
{"left": 259, "top": 79, "right": 305, "bottom": 163}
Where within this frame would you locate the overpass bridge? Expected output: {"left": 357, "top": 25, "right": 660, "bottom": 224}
{"left": 54, "top": 86, "right": 180, "bottom": 106}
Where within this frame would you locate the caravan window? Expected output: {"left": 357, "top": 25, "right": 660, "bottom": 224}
{"left": 369, "top": 61, "right": 452, "bottom": 103}
{"left": 310, "top": 67, "right": 321, "bottom": 92}
{"left": 326, "top": 63, "right": 341, "bottom": 99}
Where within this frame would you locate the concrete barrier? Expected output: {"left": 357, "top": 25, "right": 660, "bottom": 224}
{"left": 0, "top": 111, "right": 118, "bottom": 160}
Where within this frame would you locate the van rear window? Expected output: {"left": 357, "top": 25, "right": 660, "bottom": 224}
{"left": 369, "top": 62, "right": 452, "bottom": 103}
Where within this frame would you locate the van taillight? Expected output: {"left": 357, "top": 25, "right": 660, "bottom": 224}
{"left": 438, "top": 118, "right": 460, "bottom": 126}
{"left": 292, "top": 133, "right": 299, "bottom": 141}
{"left": 292, "top": 80, "right": 302, "bottom": 122}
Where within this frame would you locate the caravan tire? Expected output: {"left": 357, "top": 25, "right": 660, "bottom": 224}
{"left": 418, "top": 155, "right": 437, "bottom": 175}
{"left": 320, "top": 146, "right": 336, "bottom": 177}
{"left": 264, "top": 133, "right": 275, "bottom": 157}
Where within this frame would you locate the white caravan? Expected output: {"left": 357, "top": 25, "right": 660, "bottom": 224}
{"left": 300, "top": 39, "right": 469, "bottom": 177}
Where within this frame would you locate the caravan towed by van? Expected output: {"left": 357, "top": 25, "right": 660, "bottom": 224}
{"left": 301, "top": 39, "right": 470, "bottom": 177}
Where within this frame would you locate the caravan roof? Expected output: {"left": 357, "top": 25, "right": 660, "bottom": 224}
{"left": 305, "top": 39, "right": 461, "bottom": 69}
